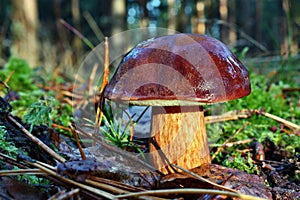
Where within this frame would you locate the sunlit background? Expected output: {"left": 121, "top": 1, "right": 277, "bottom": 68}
{"left": 0, "top": 0, "right": 299, "bottom": 82}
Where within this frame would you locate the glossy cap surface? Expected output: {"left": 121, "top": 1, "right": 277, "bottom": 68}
{"left": 104, "top": 34, "right": 251, "bottom": 106}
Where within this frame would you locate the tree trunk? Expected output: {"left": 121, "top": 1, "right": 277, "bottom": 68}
{"left": 255, "top": 0, "right": 263, "bottom": 44}
{"left": 111, "top": 0, "right": 126, "bottom": 35}
{"left": 176, "top": 0, "right": 187, "bottom": 32}
{"left": 280, "top": 0, "right": 299, "bottom": 56}
{"left": 71, "top": 0, "right": 82, "bottom": 60}
{"left": 168, "top": 0, "right": 176, "bottom": 31}
{"left": 219, "top": 0, "right": 228, "bottom": 42}
{"left": 11, "top": 0, "right": 39, "bottom": 67}
{"left": 227, "top": 0, "right": 237, "bottom": 45}
{"left": 192, "top": 1, "right": 206, "bottom": 34}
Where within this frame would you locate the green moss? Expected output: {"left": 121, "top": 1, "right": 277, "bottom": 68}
{"left": 0, "top": 57, "right": 38, "bottom": 92}
{"left": 209, "top": 72, "right": 299, "bottom": 172}
{"left": 0, "top": 126, "right": 18, "bottom": 157}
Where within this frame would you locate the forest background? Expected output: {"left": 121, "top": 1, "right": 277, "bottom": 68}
{"left": 0, "top": 0, "right": 299, "bottom": 83}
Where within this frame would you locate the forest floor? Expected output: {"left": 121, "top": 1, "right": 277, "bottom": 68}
{"left": 0, "top": 57, "right": 299, "bottom": 200}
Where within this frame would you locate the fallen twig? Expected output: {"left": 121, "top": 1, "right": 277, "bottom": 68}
{"left": 210, "top": 139, "right": 253, "bottom": 148}
{"left": 70, "top": 124, "right": 86, "bottom": 160}
{"left": 205, "top": 109, "right": 251, "bottom": 124}
{"left": 23, "top": 160, "right": 116, "bottom": 199}
{"left": 0, "top": 153, "right": 28, "bottom": 169}
{"left": 211, "top": 122, "right": 249, "bottom": 160}
{"left": 172, "top": 164, "right": 237, "bottom": 193}
{"left": 0, "top": 169, "right": 44, "bottom": 176}
{"left": 60, "top": 19, "right": 94, "bottom": 49}
{"left": 253, "top": 109, "right": 300, "bottom": 132}
{"left": 7, "top": 114, "right": 66, "bottom": 163}
{"left": 115, "top": 188, "right": 267, "bottom": 200}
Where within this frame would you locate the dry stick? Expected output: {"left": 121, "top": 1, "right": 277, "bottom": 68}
{"left": 36, "top": 160, "right": 56, "bottom": 171}
{"left": 86, "top": 178, "right": 166, "bottom": 200}
{"left": 253, "top": 109, "right": 300, "bottom": 131}
{"left": 85, "top": 179, "right": 128, "bottom": 195}
{"left": 115, "top": 188, "right": 266, "bottom": 200}
{"left": 5, "top": 70, "right": 14, "bottom": 83}
{"left": 0, "top": 71, "right": 13, "bottom": 96}
{"left": 211, "top": 122, "right": 249, "bottom": 160}
{"left": 70, "top": 124, "right": 86, "bottom": 160}
{"left": 90, "top": 176, "right": 145, "bottom": 192}
{"left": 83, "top": 11, "right": 105, "bottom": 42}
{"left": 95, "top": 37, "right": 110, "bottom": 135}
{"left": 52, "top": 123, "right": 72, "bottom": 131}
{"left": 0, "top": 80, "right": 10, "bottom": 91}
{"left": 0, "top": 152, "right": 30, "bottom": 170}
{"left": 7, "top": 114, "right": 66, "bottom": 163}
{"left": 222, "top": 138, "right": 253, "bottom": 148}
{"left": 61, "top": 89, "right": 86, "bottom": 99}
{"left": 172, "top": 164, "right": 237, "bottom": 193}
{"left": 59, "top": 19, "right": 94, "bottom": 49}
{"left": 0, "top": 169, "right": 44, "bottom": 176}
{"left": 0, "top": 153, "right": 80, "bottom": 197}
{"left": 205, "top": 109, "right": 251, "bottom": 124}
{"left": 36, "top": 159, "right": 147, "bottom": 199}
{"left": 24, "top": 160, "right": 115, "bottom": 199}
{"left": 37, "top": 159, "right": 150, "bottom": 199}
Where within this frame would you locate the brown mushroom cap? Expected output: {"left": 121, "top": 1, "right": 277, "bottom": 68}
{"left": 104, "top": 34, "right": 251, "bottom": 106}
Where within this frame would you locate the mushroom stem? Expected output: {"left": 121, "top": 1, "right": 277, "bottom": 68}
{"left": 149, "top": 106, "right": 211, "bottom": 173}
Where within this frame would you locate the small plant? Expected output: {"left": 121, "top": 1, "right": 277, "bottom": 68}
{"left": 222, "top": 152, "right": 259, "bottom": 174}
{"left": 10, "top": 90, "right": 45, "bottom": 117}
{"left": 23, "top": 97, "right": 58, "bottom": 132}
{"left": 21, "top": 92, "right": 73, "bottom": 134}
{"left": 100, "top": 114, "right": 144, "bottom": 157}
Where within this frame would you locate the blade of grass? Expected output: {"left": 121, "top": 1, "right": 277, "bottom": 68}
{"left": 83, "top": 11, "right": 105, "bottom": 42}
{"left": 59, "top": 19, "right": 94, "bottom": 49}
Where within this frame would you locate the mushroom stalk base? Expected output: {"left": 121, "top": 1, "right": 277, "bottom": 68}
{"left": 149, "top": 106, "right": 211, "bottom": 174}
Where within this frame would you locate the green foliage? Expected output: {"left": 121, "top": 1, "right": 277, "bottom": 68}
{"left": 0, "top": 126, "right": 18, "bottom": 157}
{"left": 17, "top": 171, "right": 50, "bottom": 186}
{"left": 222, "top": 152, "right": 259, "bottom": 174}
{"left": 209, "top": 72, "right": 300, "bottom": 173}
{"left": 23, "top": 97, "right": 57, "bottom": 132}
{"left": 0, "top": 57, "right": 38, "bottom": 92}
{"left": 100, "top": 114, "right": 144, "bottom": 158}
{"left": 0, "top": 58, "right": 73, "bottom": 134}
{"left": 22, "top": 95, "right": 73, "bottom": 133}
{"left": 10, "top": 90, "right": 44, "bottom": 117}
{"left": 231, "top": 46, "right": 249, "bottom": 60}
{"left": 0, "top": 126, "right": 47, "bottom": 185}
{"left": 0, "top": 57, "right": 44, "bottom": 117}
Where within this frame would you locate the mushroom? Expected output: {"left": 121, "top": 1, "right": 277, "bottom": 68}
{"left": 103, "top": 34, "right": 251, "bottom": 173}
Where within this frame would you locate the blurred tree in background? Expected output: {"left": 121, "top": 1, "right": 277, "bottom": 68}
{"left": 10, "top": 0, "right": 38, "bottom": 67}
{"left": 0, "top": 0, "right": 299, "bottom": 73}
